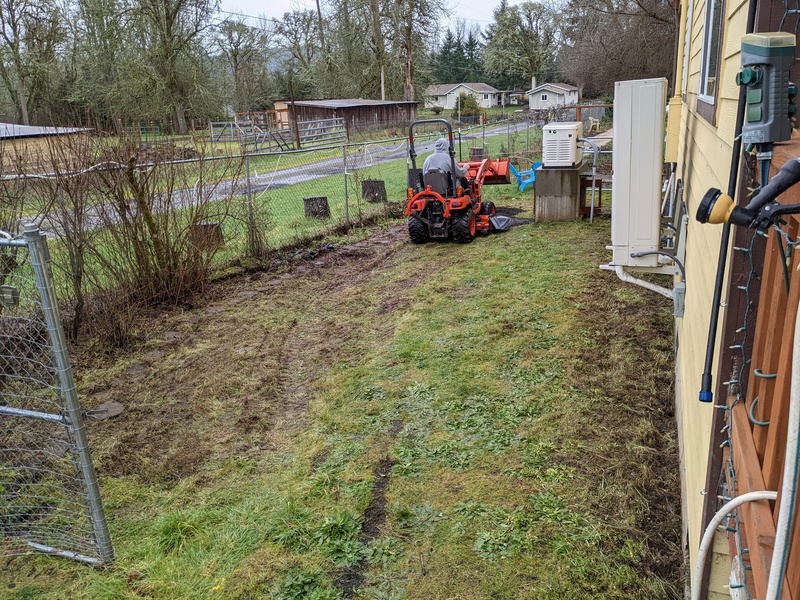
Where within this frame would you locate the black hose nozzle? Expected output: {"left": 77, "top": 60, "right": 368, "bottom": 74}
{"left": 697, "top": 159, "right": 800, "bottom": 228}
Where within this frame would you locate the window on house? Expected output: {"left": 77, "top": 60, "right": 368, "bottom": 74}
{"left": 484, "top": 94, "right": 488, "bottom": 99}
{"left": 699, "top": 0, "right": 723, "bottom": 103}
{"left": 541, "top": 94, "right": 548, "bottom": 101}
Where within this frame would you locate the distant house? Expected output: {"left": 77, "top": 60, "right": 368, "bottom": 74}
{"left": 423, "top": 83, "right": 505, "bottom": 110}
{"left": 526, "top": 83, "right": 579, "bottom": 110}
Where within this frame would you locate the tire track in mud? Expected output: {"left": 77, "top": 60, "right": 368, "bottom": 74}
{"left": 265, "top": 225, "right": 408, "bottom": 447}
{"left": 257, "top": 226, "right": 413, "bottom": 596}
{"left": 336, "top": 418, "right": 404, "bottom": 597}
{"left": 88, "top": 223, "right": 410, "bottom": 482}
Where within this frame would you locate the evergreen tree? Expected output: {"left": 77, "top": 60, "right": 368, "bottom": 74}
{"left": 434, "top": 28, "right": 466, "bottom": 82}
{"left": 463, "top": 30, "right": 484, "bottom": 82}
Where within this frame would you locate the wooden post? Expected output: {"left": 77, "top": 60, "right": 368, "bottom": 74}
{"left": 289, "top": 79, "right": 301, "bottom": 150}
{"left": 189, "top": 222, "right": 224, "bottom": 249}
{"left": 469, "top": 147, "right": 486, "bottom": 161}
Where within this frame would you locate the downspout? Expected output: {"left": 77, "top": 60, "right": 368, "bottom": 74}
{"left": 673, "top": 0, "right": 690, "bottom": 105}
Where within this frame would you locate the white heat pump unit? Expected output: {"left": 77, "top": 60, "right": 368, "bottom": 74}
{"left": 609, "top": 78, "right": 667, "bottom": 269}
{"left": 542, "top": 122, "right": 583, "bottom": 167}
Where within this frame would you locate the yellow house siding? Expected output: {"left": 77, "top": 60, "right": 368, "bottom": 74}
{"left": 674, "top": 0, "right": 747, "bottom": 589}
{"left": 677, "top": 112, "right": 729, "bottom": 564}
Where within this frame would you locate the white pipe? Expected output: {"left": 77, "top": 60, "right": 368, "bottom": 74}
{"left": 765, "top": 294, "right": 800, "bottom": 600}
{"left": 691, "top": 491, "right": 778, "bottom": 600}
{"left": 614, "top": 265, "right": 673, "bottom": 299}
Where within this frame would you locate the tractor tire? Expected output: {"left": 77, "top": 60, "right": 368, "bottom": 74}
{"left": 480, "top": 201, "right": 497, "bottom": 215}
{"left": 408, "top": 216, "right": 430, "bottom": 244}
{"left": 452, "top": 211, "right": 476, "bottom": 244}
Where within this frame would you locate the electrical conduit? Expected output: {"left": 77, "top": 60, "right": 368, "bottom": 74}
{"left": 691, "top": 491, "right": 778, "bottom": 600}
{"left": 613, "top": 265, "right": 673, "bottom": 299}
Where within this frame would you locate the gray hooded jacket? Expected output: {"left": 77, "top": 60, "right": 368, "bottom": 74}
{"left": 422, "top": 138, "right": 468, "bottom": 178}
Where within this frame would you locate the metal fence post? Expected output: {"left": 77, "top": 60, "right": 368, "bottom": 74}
{"left": 22, "top": 224, "right": 115, "bottom": 564}
{"left": 245, "top": 154, "right": 256, "bottom": 255}
{"left": 526, "top": 120, "right": 530, "bottom": 155}
{"left": 343, "top": 144, "right": 350, "bottom": 225}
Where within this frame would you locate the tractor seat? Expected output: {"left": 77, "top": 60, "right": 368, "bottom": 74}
{"left": 423, "top": 169, "right": 451, "bottom": 196}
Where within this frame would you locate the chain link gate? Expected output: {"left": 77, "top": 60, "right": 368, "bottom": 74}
{"left": 0, "top": 224, "right": 113, "bottom": 565}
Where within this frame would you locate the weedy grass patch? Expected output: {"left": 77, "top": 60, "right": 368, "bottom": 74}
{"left": 1, "top": 201, "right": 681, "bottom": 599}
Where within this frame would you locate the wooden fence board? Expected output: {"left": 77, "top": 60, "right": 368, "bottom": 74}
{"left": 763, "top": 227, "right": 800, "bottom": 494}
{"left": 732, "top": 402, "right": 779, "bottom": 599}
{"left": 752, "top": 231, "right": 791, "bottom": 460}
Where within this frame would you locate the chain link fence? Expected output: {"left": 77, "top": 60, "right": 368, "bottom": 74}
{"left": 0, "top": 115, "right": 549, "bottom": 565}
{"left": 0, "top": 117, "right": 543, "bottom": 344}
{"left": 160, "top": 118, "right": 544, "bottom": 260}
{"left": 0, "top": 226, "right": 113, "bottom": 565}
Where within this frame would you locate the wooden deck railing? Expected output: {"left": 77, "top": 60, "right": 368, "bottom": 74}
{"left": 727, "top": 212, "right": 800, "bottom": 599}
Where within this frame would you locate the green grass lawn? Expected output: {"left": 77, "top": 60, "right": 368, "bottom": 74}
{"left": 2, "top": 206, "right": 682, "bottom": 599}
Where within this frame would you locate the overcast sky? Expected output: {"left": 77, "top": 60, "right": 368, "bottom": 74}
{"left": 217, "top": 0, "right": 517, "bottom": 29}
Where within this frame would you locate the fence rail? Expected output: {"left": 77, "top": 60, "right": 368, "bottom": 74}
{"left": 0, "top": 117, "right": 546, "bottom": 343}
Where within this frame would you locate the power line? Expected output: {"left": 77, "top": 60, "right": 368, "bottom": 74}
{"left": 215, "top": 8, "right": 280, "bottom": 24}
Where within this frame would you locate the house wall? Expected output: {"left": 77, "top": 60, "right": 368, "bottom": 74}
{"left": 446, "top": 86, "right": 496, "bottom": 110}
{"left": 673, "top": 0, "right": 749, "bottom": 583}
{"left": 425, "top": 95, "right": 448, "bottom": 109}
{"left": 528, "top": 89, "right": 578, "bottom": 110}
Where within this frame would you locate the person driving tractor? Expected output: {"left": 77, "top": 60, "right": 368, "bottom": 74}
{"left": 423, "top": 138, "right": 468, "bottom": 186}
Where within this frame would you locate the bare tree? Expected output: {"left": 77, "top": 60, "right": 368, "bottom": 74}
{"left": 0, "top": 0, "right": 64, "bottom": 124}
{"left": 558, "top": 0, "right": 676, "bottom": 96}
{"left": 68, "top": 0, "right": 126, "bottom": 127}
{"left": 215, "top": 19, "right": 271, "bottom": 113}
{"left": 388, "top": 0, "right": 443, "bottom": 101}
{"left": 126, "top": 0, "right": 219, "bottom": 133}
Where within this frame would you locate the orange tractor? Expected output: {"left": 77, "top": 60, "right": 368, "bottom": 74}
{"left": 405, "top": 119, "right": 512, "bottom": 244}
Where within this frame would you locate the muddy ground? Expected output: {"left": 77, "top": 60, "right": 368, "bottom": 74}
{"left": 80, "top": 224, "right": 416, "bottom": 484}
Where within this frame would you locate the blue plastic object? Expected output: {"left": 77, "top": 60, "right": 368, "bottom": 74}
{"left": 509, "top": 162, "right": 542, "bottom": 192}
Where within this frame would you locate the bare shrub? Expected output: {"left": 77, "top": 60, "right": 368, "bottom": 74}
{"left": 87, "top": 137, "right": 242, "bottom": 303}
{"left": 21, "top": 130, "right": 244, "bottom": 346}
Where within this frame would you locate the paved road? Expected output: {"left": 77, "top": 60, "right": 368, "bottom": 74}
{"left": 242, "top": 119, "right": 540, "bottom": 195}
